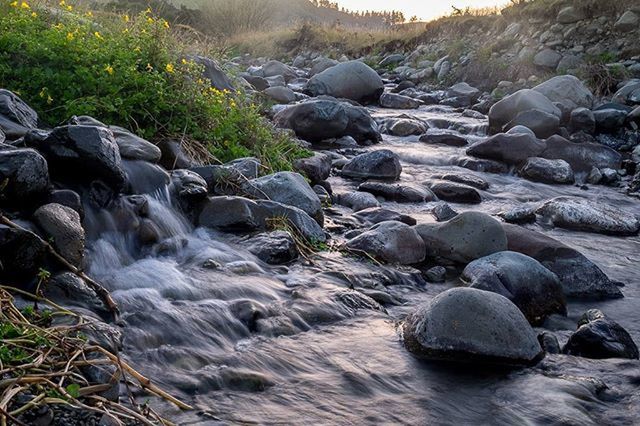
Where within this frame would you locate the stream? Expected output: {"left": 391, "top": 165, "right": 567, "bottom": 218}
{"left": 84, "top": 105, "right": 640, "bottom": 425}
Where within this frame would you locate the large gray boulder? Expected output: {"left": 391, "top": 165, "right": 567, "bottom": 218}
{"left": 346, "top": 221, "right": 426, "bottom": 265}
{"left": 518, "top": 157, "right": 575, "bottom": 184}
{"left": 109, "top": 126, "right": 162, "bottom": 163}
{"left": 263, "top": 86, "right": 297, "bottom": 104}
{"left": 197, "top": 196, "right": 325, "bottom": 242}
{"left": 612, "top": 80, "right": 640, "bottom": 105}
{"left": 260, "top": 60, "right": 297, "bottom": 82}
{"left": 467, "top": 133, "right": 546, "bottom": 165}
{"left": 557, "top": 6, "right": 585, "bottom": 24}
{"left": 310, "top": 57, "right": 339, "bottom": 76}
{"left": 341, "top": 150, "right": 402, "bottom": 181}
{"left": 533, "top": 49, "right": 562, "bottom": 69}
{"left": 488, "top": 89, "right": 561, "bottom": 136}
{"left": 428, "top": 181, "right": 482, "bottom": 204}
{"left": 614, "top": 11, "right": 639, "bottom": 32}
{"left": 541, "top": 135, "right": 621, "bottom": 173}
{"left": 536, "top": 197, "right": 639, "bottom": 236}
{"left": 0, "top": 148, "right": 49, "bottom": 205}
{"left": 403, "top": 288, "right": 543, "bottom": 366}
{"left": 33, "top": 203, "right": 85, "bottom": 267}
{"left": 505, "top": 109, "right": 560, "bottom": 138}
{"left": 533, "top": 75, "right": 594, "bottom": 112}
{"left": 26, "top": 125, "right": 126, "bottom": 190}
{"left": 242, "top": 172, "right": 323, "bottom": 225}
{"left": 462, "top": 251, "right": 567, "bottom": 325}
{"left": 0, "top": 90, "right": 39, "bottom": 140}
{"left": 415, "top": 212, "right": 508, "bottom": 263}
{"left": 305, "top": 61, "right": 384, "bottom": 104}
{"left": 504, "top": 224, "right": 623, "bottom": 299}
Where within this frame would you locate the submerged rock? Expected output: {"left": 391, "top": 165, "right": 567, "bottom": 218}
{"left": 462, "top": 251, "right": 567, "bottom": 325}
{"left": 403, "top": 288, "right": 543, "bottom": 366}
{"left": 467, "top": 133, "right": 546, "bottom": 165}
{"left": 563, "top": 310, "right": 639, "bottom": 360}
{"left": 245, "top": 231, "right": 299, "bottom": 265}
{"left": 346, "top": 221, "right": 426, "bottom": 265}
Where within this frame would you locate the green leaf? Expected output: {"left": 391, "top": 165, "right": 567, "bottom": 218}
{"left": 66, "top": 383, "right": 81, "bottom": 399}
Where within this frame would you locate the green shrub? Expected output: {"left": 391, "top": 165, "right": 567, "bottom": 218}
{"left": 0, "top": 1, "right": 308, "bottom": 171}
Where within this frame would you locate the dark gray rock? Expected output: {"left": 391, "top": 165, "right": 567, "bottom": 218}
{"left": 354, "top": 207, "right": 416, "bottom": 226}
{"left": 518, "top": 157, "right": 575, "bottom": 184}
{"left": 0, "top": 225, "right": 48, "bottom": 282}
{"left": 305, "top": 61, "right": 384, "bottom": 104}
{"left": 431, "top": 202, "right": 458, "bottom": 222}
{"left": 419, "top": 132, "right": 467, "bottom": 147}
{"left": 467, "top": 133, "right": 546, "bottom": 165}
{"left": 403, "top": 288, "right": 543, "bottom": 366}
{"left": 593, "top": 108, "right": 628, "bottom": 132}
{"left": 294, "top": 153, "right": 331, "bottom": 184}
{"left": 346, "top": 221, "right": 426, "bottom": 265}
{"left": 533, "top": 75, "right": 594, "bottom": 111}
{"left": 569, "top": 107, "right": 596, "bottom": 134}
{"left": 541, "top": 135, "right": 621, "bottom": 173}
{"left": 44, "top": 273, "right": 108, "bottom": 316}
{"left": 462, "top": 251, "right": 566, "bottom": 325}
{"left": 457, "top": 157, "right": 510, "bottom": 174}
{"left": 33, "top": 203, "right": 85, "bottom": 267}
{"left": 264, "top": 86, "right": 297, "bottom": 104}
{"left": 0, "top": 148, "right": 49, "bottom": 205}
{"left": 425, "top": 266, "right": 446, "bottom": 283}
{"left": 387, "top": 118, "right": 427, "bottom": 136}
{"left": 156, "top": 139, "right": 193, "bottom": 170}
{"left": 358, "top": 182, "right": 436, "bottom": 203}
{"left": 191, "top": 55, "right": 235, "bottom": 92}
{"left": 245, "top": 231, "right": 299, "bottom": 265}
{"left": 429, "top": 181, "right": 481, "bottom": 204}
{"left": 48, "top": 190, "right": 83, "bottom": 218}
{"left": 488, "top": 89, "right": 561, "bottom": 135}
{"left": 0, "top": 90, "right": 39, "bottom": 140}
{"left": 379, "top": 93, "right": 421, "bottom": 109}
{"left": 505, "top": 109, "right": 560, "bottom": 139}
{"left": 341, "top": 150, "right": 402, "bottom": 181}
{"left": 437, "top": 173, "right": 489, "bottom": 190}
{"left": 109, "top": 126, "right": 162, "bottom": 163}
{"left": 563, "top": 310, "right": 638, "bottom": 359}
{"left": 534, "top": 49, "right": 562, "bottom": 69}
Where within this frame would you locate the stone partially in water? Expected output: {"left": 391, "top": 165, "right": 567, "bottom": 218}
{"left": 245, "top": 231, "right": 299, "bottom": 265}
{"left": 563, "top": 310, "right": 639, "bottom": 360}
{"left": 466, "top": 133, "right": 546, "bottom": 166}
{"left": 403, "top": 287, "right": 543, "bottom": 366}
{"left": 346, "top": 221, "right": 426, "bottom": 265}
{"left": 358, "top": 182, "right": 436, "bottom": 203}
{"left": 353, "top": 207, "right": 416, "bottom": 226}
{"left": 341, "top": 150, "right": 402, "bottom": 181}
{"left": 33, "top": 203, "right": 85, "bottom": 267}
{"left": 518, "top": 157, "right": 575, "bottom": 184}
{"left": 379, "top": 93, "right": 422, "bottom": 109}
{"left": 462, "top": 251, "right": 567, "bottom": 325}
{"left": 428, "top": 181, "right": 482, "bottom": 204}
{"left": 0, "top": 148, "right": 49, "bottom": 206}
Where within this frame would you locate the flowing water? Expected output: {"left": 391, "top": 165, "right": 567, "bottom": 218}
{"left": 83, "top": 106, "right": 640, "bottom": 425}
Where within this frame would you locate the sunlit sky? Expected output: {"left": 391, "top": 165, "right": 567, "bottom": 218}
{"left": 337, "top": 0, "right": 506, "bottom": 20}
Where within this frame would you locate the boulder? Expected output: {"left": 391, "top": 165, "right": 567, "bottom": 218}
{"left": 261, "top": 60, "right": 297, "bottom": 81}
{"left": 0, "top": 90, "right": 39, "bottom": 140}
{"left": 156, "top": 139, "right": 193, "bottom": 170}
{"left": 614, "top": 11, "right": 639, "bottom": 32}
{"left": 462, "top": 251, "right": 567, "bottom": 325}
{"left": 467, "top": 133, "right": 546, "bottom": 165}
{"left": 379, "top": 93, "right": 422, "bottom": 109}
{"left": 387, "top": 118, "right": 427, "bottom": 136}
{"left": 534, "top": 49, "right": 562, "bottom": 69}
{"left": 26, "top": 126, "right": 126, "bottom": 190}
{"left": 310, "top": 57, "right": 339, "bottom": 76}
{"left": 243, "top": 75, "right": 269, "bottom": 91}
{"left": 44, "top": 273, "right": 108, "bottom": 316}
{"left": 341, "top": 150, "right": 402, "bottom": 181}
{"left": 353, "top": 207, "right": 416, "bottom": 226}
{"left": 419, "top": 132, "right": 467, "bottom": 147}
{"left": 263, "top": 86, "right": 296, "bottom": 104}
{"left": 0, "top": 225, "right": 48, "bottom": 282}
{"left": 533, "top": 75, "right": 594, "bottom": 112}
{"left": 563, "top": 310, "right": 638, "bottom": 359}
{"left": 593, "top": 108, "right": 628, "bottom": 132}
{"left": 245, "top": 231, "right": 298, "bottom": 265}
{"left": 109, "top": 126, "right": 161, "bottom": 163}
{"left": 415, "top": 212, "right": 508, "bottom": 263}
{"left": 197, "top": 196, "right": 325, "bottom": 242}
{"left": 305, "top": 61, "right": 384, "bottom": 104}
{"left": 334, "top": 191, "right": 380, "bottom": 211}
{"left": 191, "top": 55, "right": 235, "bottom": 92}
{"left": 557, "top": 6, "right": 585, "bottom": 24}
{"left": 0, "top": 148, "right": 49, "bottom": 205}
{"left": 488, "top": 89, "right": 561, "bottom": 135}
{"left": 503, "top": 224, "right": 623, "bottom": 299}
{"left": 612, "top": 80, "right": 640, "bottom": 105}
{"left": 358, "top": 182, "right": 436, "bottom": 203}
{"left": 33, "top": 203, "right": 85, "bottom": 267}
{"left": 242, "top": 172, "right": 323, "bottom": 224}
{"left": 505, "top": 109, "right": 560, "bottom": 138}
{"left": 294, "top": 153, "right": 331, "bottom": 184}
{"left": 569, "top": 108, "right": 596, "bottom": 134}
{"left": 437, "top": 173, "right": 489, "bottom": 190}
{"left": 428, "top": 181, "right": 481, "bottom": 204}
{"left": 518, "top": 157, "right": 575, "bottom": 184}
{"left": 346, "top": 221, "right": 426, "bottom": 265}
{"left": 536, "top": 197, "right": 639, "bottom": 235}
{"left": 403, "top": 288, "right": 543, "bottom": 366}
{"left": 379, "top": 54, "right": 405, "bottom": 68}
{"left": 448, "top": 82, "right": 480, "bottom": 103}
{"left": 541, "top": 135, "right": 621, "bottom": 173}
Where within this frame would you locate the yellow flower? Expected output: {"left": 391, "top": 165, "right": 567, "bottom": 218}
{"left": 66, "top": 32, "right": 74, "bottom": 41}
{"left": 123, "top": 14, "right": 130, "bottom": 23}
{"left": 122, "top": 28, "right": 129, "bottom": 34}
{"left": 165, "top": 63, "right": 175, "bottom": 73}
{"left": 46, "top": 95, "right": 53, "bottom": 105}
{"left": 39, "top": 88, "right": 46, "bottom": 98}
{"left": 31, "top": 11, "right": 36, "bottom": 17}
{"left": 144, "top": 7, "right": 152, "bottom": 14}
{"left": 66, "top": 5, "right": 72, "bottom": 11}
{"left": 146, "top": 17, "right": 154, "bottom": 24}
{"left": 133, "top": 46, "right": 141, "bottom": 52}
{"left": 181, "top": 58, "right": 188, "bottom": 65}
{"left": 85, "top": 11, "right": 93, "bottom": 17}
{"left": 94, "top": 31, "right": 103, "bottom": 40}
{"left": 59, "top": 0, "right": 65, "bottom": 5}
{"left": 9, "top": 1, "right": 17, "bottom": 7}
{"left": 20, "top": 2, "right": 30, "bottom": 9}
{"left": 104, "top": 64, "right": 114, "bottom": 75}
{"left": 162, "top": 20, "right": 169, "bottom": 29}
{"left": 53, "top": 23, "right": 64, "bottom": 30}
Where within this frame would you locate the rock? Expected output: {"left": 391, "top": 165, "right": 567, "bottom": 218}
{"left": 170, "top": 169, "right": 208, "bottom": 208}
{"left": 419, "top": 132, "right": 467, "bottom": 147}
{"left": 587, "top": 167, "right": 603, "bottom": 184}
{"left": 33, "top": 203, "right": 84, "bottom": 267}
{"left": 614, "top": 11, "right": 639, "bottom": 32}
{"left": 425, "top": 266, "right": 446, "bottom": 283}
{"left": 109, "top": 126, "right": 162, "bottom": 163}
{"left": 541, "top": 135, "right": 621, "bottom": 173}
{"left": 245, "top": 231, "right": 298, "bottom": 265}
{"left": 26, "top": 126, "right": 126, "bottom": 190}
{"left": 274, "top": 100, "right": 380, "bottom": 143}
{"left": 379, "top": 93, "right": 421, "bottom": 109}
{"left": 263, "top": 86, "right": 296, "bottom": 103}
{"left": 403, "top": 288, "right": 543, "bottom": 366}
{"left": 534, "top": 49, "right": 562, "bottom": 69}
{"left": 457, "top": 157, "right": 510, "bottom": 174}
{"left": 122, "top": 160, "right": 170, "bottom": 195}
{"left": 242, "top": 172, "right": 323, "bottom": 224}
{"left": 563, "top": 310, "right": 639, "bottom": 359}
{"left": 294, "top": 153, "right": 331, "bottom": 184}
{"left": 0, "top": 90, "right": 39, "bottom": 140}
{"left": 536, "top": 197, "right": 639, "bottom": 235}
{"left": 518, "top": 157, "right": 575, "bottom": 184}
{"left": 431, "top": 202, "right": 458, "bottom": 222}
{"left": 48, "top": 189, "right": 83, "bottom": 218}
{"left": 44, "top": 272, "right": 107, "bottom": 315}
{"left": 448, "top": 82, "right": 480, "bottom": 103}
{"left": 156, "top": 139, "right": 193, "bottom": 170}
{"left": 191, "top": 55, "right": 235, "bottom": 92}
{"left": 593, "top": 108, "right": 628, "bottom": 132}
{"left": 428, "top": 181, "right": 481, "bottom": 204}
{"left": 0, "top": 148, "right": 49, "bottom": 206}
{"left": 437, "top": 61, "right": 451, "bottom": 81}
{"left": 392, "top": 81, "right": 416, "bottom": 93}
{"left": 503, "top": 224, "right": 623, "bottom": 299}
{"left": 467, "top": 133, "right": 546, "bottom": 165}
{"left": 415, "top": 212, "right": 508, "bottom": 263}
{"left": 310, "top": 57, "right": 339, "bottom": 76}
{"left": 505, "top": 109, "right": 560, "bottom": 138}
{"left": 358, "top": 182, "right": 436, "bottom": 203}
{"left": 197, "top": 196, "right": 326, "bottom": 242}
{"left": 613, "top": 80, "right": 640, "bottom": 105}
{"left": 569, "top": 108, "right": 596, "bottom": 133}
{"left": 557, "top": 6, "right": 585, "bottom": 24}
{"left": 261, "top": 60, "right": 297, "bottom": 81}
{"left": 462, "top": 251, "right": 566, "bottom": 325}
{"left": 354, "top": 207, "right": 416, "bottom": 226}
{"left": 334, "top": 191, "right": 380, "bottom": 211}
{"left": 0, "top": 225, "right": 48, "bottom": 282}
{"left": 346, "top": 221, "right": 425, "bottom": 265}
{"left": 438, "top": 173, "right": 489, "bottom": 190}
{"left": 243, "top": 75, "right": 269, "bottom": 91}
{"left": 305, "top": 61, "right": 384, "bottom": 104}
{"left": 379, "top": 54, "right": 405, "bottom": 67}
{"left": 387, "top": 118, "right": 427, "bottom": 136}
{"left": 538, "top": 332, "right": 561, "bottom": 354}
{"left": 556, "top": 55, "right": 585, "bottom": 73}
{"left": 341, "top": 150, "right": 402, "bottom": 181}
{"left": 488, "top": 89, "right": 561, "bottom": 136}
{"left": 506, "top": 125, "right": 537, "bottom": 137}
{"left": 533, "top": 75, "right": 594, "bottom": 112}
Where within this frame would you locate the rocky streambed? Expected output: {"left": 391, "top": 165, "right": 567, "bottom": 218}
{"left": 1, "top": 56, "right": 640, "bottom": 425}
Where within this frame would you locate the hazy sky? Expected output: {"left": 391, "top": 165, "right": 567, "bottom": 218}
{"left": 337, "top": 0, "right": 506, "bottom": 20}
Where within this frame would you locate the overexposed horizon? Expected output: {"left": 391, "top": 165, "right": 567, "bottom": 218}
{"left": 335, "top": 0, "right": 507, "bottom": 20}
